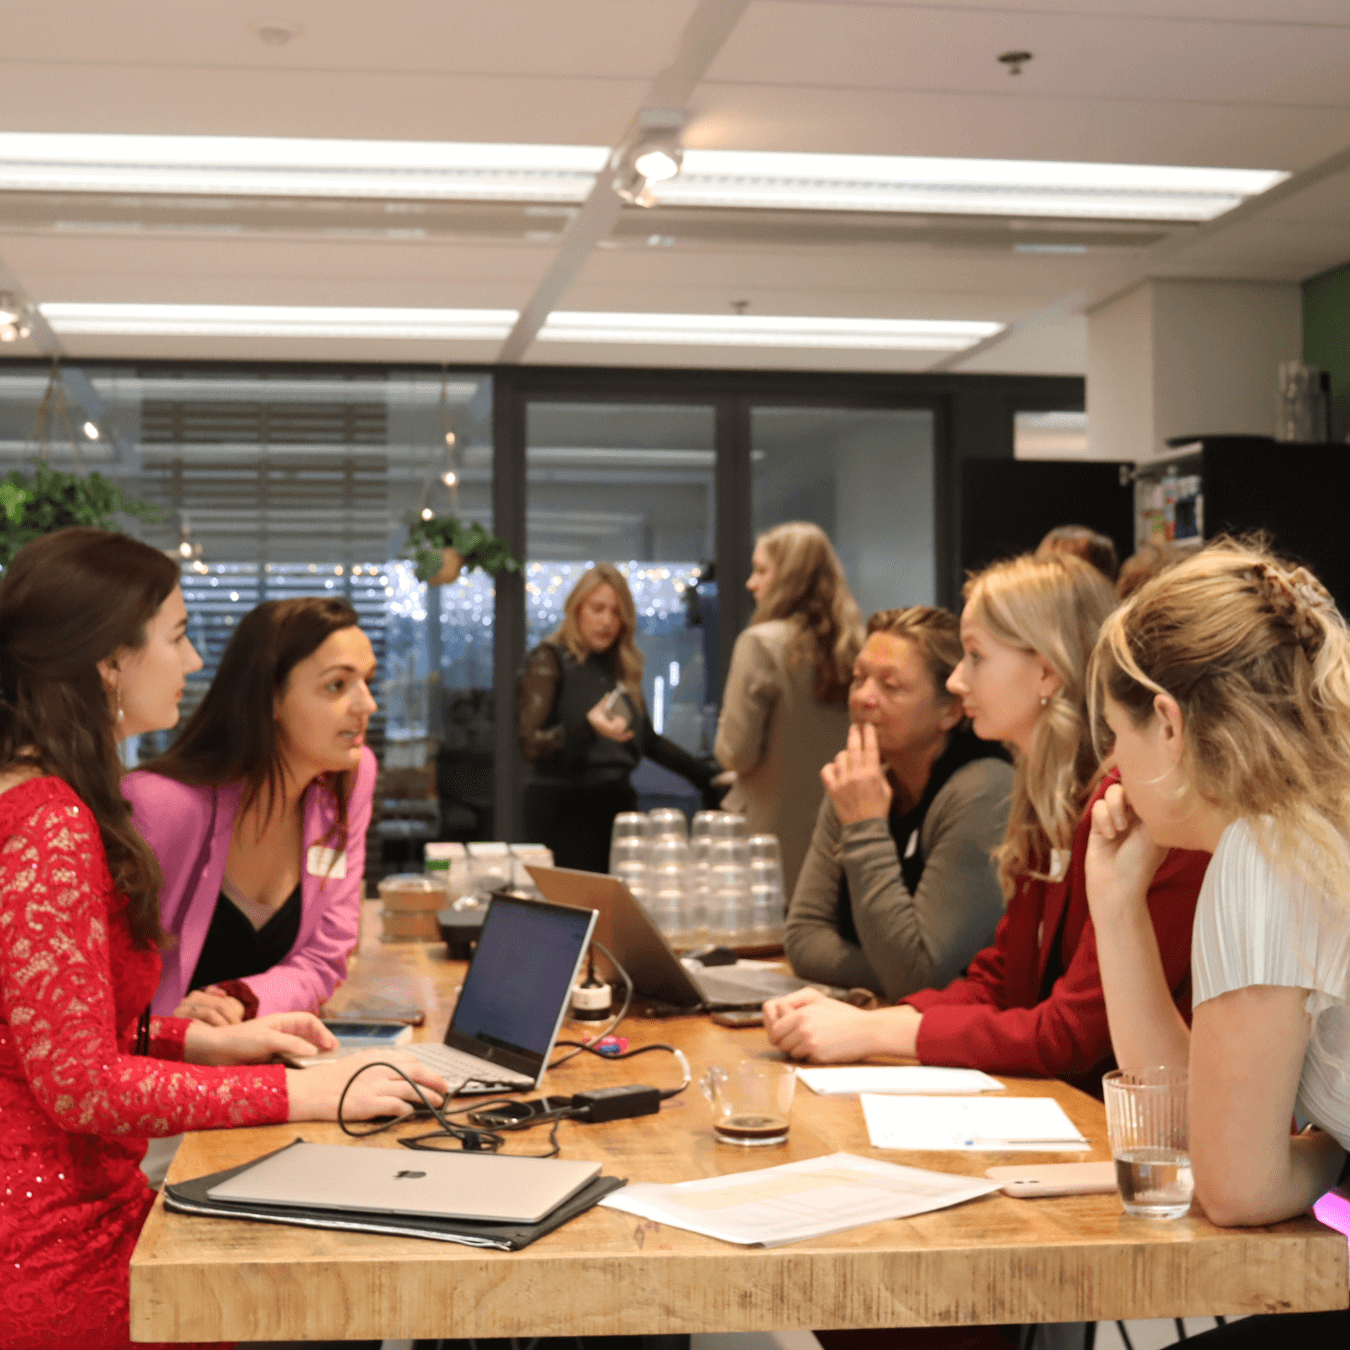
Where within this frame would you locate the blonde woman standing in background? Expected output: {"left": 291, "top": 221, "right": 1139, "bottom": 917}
{"left": 520, "top": 563, "right": 715, "bottom": 873}
{"left": 715, "top": 522, "right": 864, "bottom": 897}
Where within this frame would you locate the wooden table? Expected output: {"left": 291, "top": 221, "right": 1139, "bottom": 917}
{"left": 130, "top": 907, "right": 1348, "bottom": 1343}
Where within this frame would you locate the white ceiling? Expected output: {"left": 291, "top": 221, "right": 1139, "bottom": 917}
{"left": 3, "top": 0, "right": 1350, "bottom": 374}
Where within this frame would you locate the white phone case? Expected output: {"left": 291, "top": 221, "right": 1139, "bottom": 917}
{"left": 986, "top": 1160, "right": 1117, "bottom": 1198}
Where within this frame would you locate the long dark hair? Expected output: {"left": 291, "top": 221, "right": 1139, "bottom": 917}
{"left": 144, "top": 597, "right": 363, "bottom": 851}
{"left": 0, "top": 527, "right": 180, "bottom": 948}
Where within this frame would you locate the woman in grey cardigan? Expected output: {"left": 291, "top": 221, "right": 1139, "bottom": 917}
{"left": 786, "top": 606, "right": 1013, "bottom": 1000}
{"left": 715, "top": 522, "right": 864, "bottom": 897}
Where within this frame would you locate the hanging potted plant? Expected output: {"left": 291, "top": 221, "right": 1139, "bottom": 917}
{"left": 404, "top": 511, "right": 520, "bottom": 585}
{"left": 1, "top": 462, "right": 161, "bottom": 568}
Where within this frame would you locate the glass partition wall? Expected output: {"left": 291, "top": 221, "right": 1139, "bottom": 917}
{"left": 3, "top": 358, "right": 1082, "bottom": 864}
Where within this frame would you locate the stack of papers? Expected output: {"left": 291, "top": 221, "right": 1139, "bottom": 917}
{"left": 861, "top": 1094, "right": 1089, "bottom": 1152}
{"left": 796, "top": 1066, "right": 1004, "bottom": 1095}
{"left": 599, "top": 1151, "right": 998, "bottom": 1247}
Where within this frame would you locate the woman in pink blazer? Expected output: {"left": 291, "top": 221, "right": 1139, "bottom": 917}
{"left": 124, "top": 595, "right": 379, "bottom": 1022}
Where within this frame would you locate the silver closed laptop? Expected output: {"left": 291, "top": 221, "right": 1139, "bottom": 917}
{"left": 208, "top": 1141, "right": 602, "bottom": 1225}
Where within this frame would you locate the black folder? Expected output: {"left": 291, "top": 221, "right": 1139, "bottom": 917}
{"left": 164, "top": 1138, "right": 627, "bottom": 1251}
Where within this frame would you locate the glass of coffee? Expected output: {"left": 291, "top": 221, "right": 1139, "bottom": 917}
{"left": 1102, "top": 1067, "right": 1193, "bottom": 1220}
{"left": 700, "top": 1060, "right": 796, "bottom": 1145}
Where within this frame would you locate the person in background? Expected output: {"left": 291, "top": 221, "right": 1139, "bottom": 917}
{"left": 124, "top": 596, "right": 378, "bottom": 1027}
{"left": 519, "top": 563, "right": 715, "bottom": 873}
{"left": 764, "top": 554, "right": 1209, "bottom": 1096}
{"left": 0, "top": 529, "right": 446, "bottom": 1350}
{"left": 786, "top": 606, "right": 1013, "bottom": 999}
{"left": 1085, "top": 541, "right": 1350, "bottom": 1344}
{"left": 1116, "top": 539, "right": 1184, "bottom": 599}
{"left": 1036, "top": 523, "right": 1119, "bottom": 584}
{"left": 715, "top": 521, "right": 865, "bottom": 897}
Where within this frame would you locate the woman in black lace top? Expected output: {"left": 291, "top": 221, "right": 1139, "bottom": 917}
{"left": 518, "top": 564, "right": 715, "bottom": 872}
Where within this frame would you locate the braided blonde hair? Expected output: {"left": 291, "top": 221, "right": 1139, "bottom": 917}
{"left": 1091, "top": 537, "right": 1350, "bottom": 899}
{"left": 963, "top": 554, "right": 1118, "bottom": 897}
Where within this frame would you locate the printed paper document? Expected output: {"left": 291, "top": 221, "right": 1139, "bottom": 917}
{"left": 598, "top": 1150, "right": 998, "bottom": 1246}
{"left": 862, "top": 1094, "right": 1090, "bottom": 1151}
{"left": 796, "top": 1066, "right": 1004, "bottom": 1096}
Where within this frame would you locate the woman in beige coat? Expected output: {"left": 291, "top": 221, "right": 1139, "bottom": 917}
{"left": 715, "top": 522, "right": 864, "bottom": 896}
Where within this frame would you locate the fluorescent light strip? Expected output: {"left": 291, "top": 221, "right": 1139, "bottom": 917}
{"left": 538, "top": 312, "right": 1000, "bottom": 350}
{"left": 40, "top": 303, "right": 1001, "bottom": 351}
{"left": 0, "top": 133, "right": 1287, "bottom": 221}
{"left": 40, "top": 303, "right": 517, "bottom": 340}
{"left": 660, "top": 151, "right": 1287, "bottom": 222}
{"left": 0, "top": 133, "right": 606, "bottom": 202}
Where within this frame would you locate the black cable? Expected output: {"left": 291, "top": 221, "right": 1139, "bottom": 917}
{"left": 550, "top": 1038, "right": 691, "bottom": 1099}
{"left": 549, "top": 937, "right": 633, "bottom": 1068}
{"left": 336, "top": 1059, "right": 505, "bottom": 1150}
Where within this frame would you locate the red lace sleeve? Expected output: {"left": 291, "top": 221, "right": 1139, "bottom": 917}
{"left": 0, "top": 791, "right": 287, "bottom": 1137}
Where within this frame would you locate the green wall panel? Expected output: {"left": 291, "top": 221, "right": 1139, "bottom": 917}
{"left": 1303, "top": 259, "right": 1350, "bottom": 442}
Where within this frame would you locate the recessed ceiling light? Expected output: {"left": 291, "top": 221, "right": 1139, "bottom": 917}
{"left": 40, "top": 302, "right": 1001, "bottom": 351}
{"left": 0, "top": 133, "right": 1288, "bottom": 223}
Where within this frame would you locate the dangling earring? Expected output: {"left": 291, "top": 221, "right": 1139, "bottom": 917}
{"left": 116, "top": 687, "right": 124, "bottom": 723}
{"left": 1039, "top": 695, "right": 1049, "bottom": 708}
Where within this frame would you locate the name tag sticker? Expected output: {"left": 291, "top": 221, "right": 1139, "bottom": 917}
{"left": 307, "top": 845, "right": 347, "bottom": 878}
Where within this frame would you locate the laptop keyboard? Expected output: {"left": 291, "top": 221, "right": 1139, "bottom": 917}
{"left": 409, "top": 1042, "right": 531, "bottom": 1092}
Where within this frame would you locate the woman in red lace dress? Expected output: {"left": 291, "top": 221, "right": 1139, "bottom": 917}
{"left": 0, "top": 529, "right": 448, "bottom": 1350}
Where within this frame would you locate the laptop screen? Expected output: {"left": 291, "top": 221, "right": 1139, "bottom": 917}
{"left": 449, "top": 894, "right": 595, "bottom": 1058}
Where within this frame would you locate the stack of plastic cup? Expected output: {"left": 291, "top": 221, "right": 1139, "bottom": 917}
{"left": 647, "top": 835, "right": 692, "bottom": 940}
{"left": 747, "top": 834, "right": 786, "bottom": 941}
{"left": 706, "top": 832, "right": 752, "bottom": 943}
{"left": 609, "top": 812, "right": 651, "bottom": 905}
{"left": 609, "top": 808, "right": 782, "bottom": 948}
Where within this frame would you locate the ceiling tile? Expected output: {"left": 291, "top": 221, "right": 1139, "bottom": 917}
{"left": 687, "top": 85, "right": 1350, "bottom": 171}
{"left": 0, "top": 66, "right": 646, "bottom": 143}
{"left": 2, "top": 0, "right": 698, "bottom": 78}
{"left": 707, "top": 3, "right": 1350, "bottom": 108}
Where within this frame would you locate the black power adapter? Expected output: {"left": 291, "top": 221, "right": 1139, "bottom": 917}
{"left": 569, "top": 1084, "right": 661, "bottom": 1123}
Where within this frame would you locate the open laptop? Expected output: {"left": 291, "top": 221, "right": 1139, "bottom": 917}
{"left": 208, "top": 1141, "right": 601, "bottom": 1224}
{"left": 525, "top": 864, "right": 819, "bottom": 1011}
{"left": 292, "top": 892, "right": 596, "bottom": 1095}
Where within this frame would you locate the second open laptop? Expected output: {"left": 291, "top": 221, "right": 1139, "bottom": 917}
{"left": 291, "top": 892, "right": 596, "bottom": 1095}
{"left": 525, "top": 864, "right": 818, "bottom": 1011}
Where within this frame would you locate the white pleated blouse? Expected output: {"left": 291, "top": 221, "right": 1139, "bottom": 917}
{"left": 1192, "top": 818, "right": 1350, "bottom": 1149}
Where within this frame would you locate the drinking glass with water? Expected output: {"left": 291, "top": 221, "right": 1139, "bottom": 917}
{"left": 1102, "top": 1067, "right": 1193, "bottom": 1220}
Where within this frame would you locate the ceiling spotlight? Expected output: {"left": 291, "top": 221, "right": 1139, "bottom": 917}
{"left": 998, "top": 50, "right": 1033, "bottom": 75}
{"left": 83, "top": 420, "right": 100, "bottom": 440}
{"left": 441, "top": 470, "right": 458, "bottom": 487}
{"left": 178, "top": 540, "right": 194, "bottom": 558}
{"left": 613, "top": 108, "right": 685, "bottom": 208}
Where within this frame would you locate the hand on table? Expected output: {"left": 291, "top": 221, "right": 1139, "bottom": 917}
{"left": 587, "top": 694, "right": 634, "bottom": 743}
{"left": 821, "top": 723, "right": 893, "bottom": 826}
{"left": 173, "top": 985, "right": 246, "bottom": 1026}
{"left": 286, "top": 1049, "right": 451, "bottom": 1123}
{"left": 185, "top": 1011, "right": 338, "bottom": 1066}
{"left": 763, "top": 986, "right": 920, "bottom": 1063}
{"left": 1085, "top": 782, "right": 1167, "bottom": 924}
